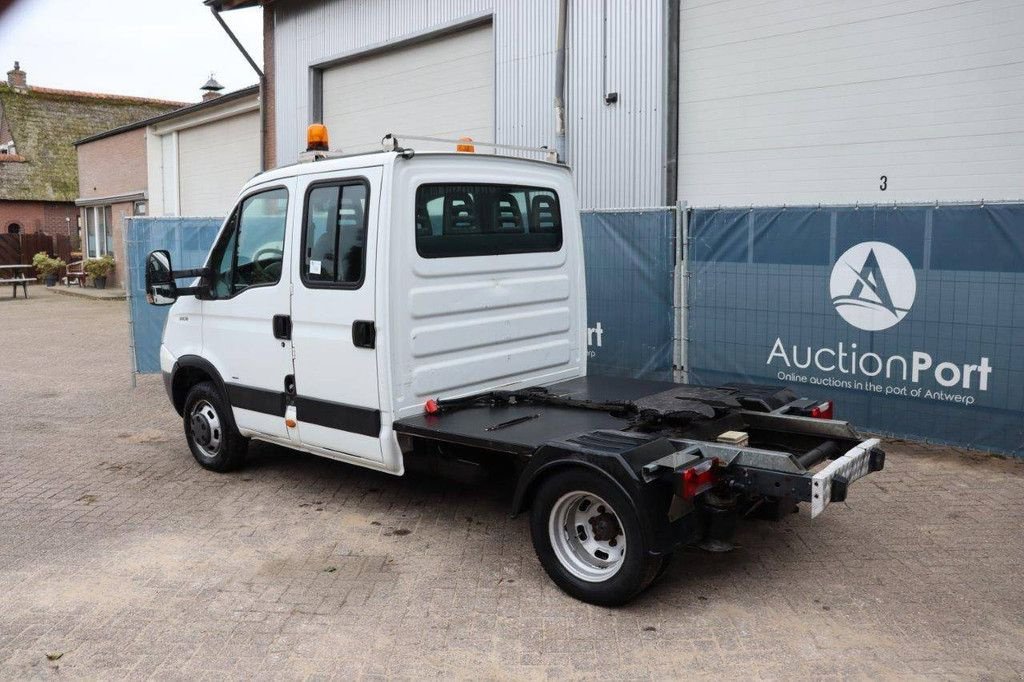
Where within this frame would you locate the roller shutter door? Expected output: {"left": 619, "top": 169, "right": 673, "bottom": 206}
{"left": 177, "top": 111, "right": 260, "bottom": 216}
{"left": 321, "top": 24, "right": 493, "bottom": 154}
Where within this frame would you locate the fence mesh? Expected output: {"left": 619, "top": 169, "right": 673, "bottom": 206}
{"left": 581, "top": 209, "right": 677, "bottom": 381}
{"left": 125, "top": 217, "right": 222, "bottom": 373}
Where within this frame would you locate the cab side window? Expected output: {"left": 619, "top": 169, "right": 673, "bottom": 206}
{"left": 302, "top": 181, "right": 368, "bottom": 287}
{"left": 208, "top": 188, "right": 289, "bottom": 297}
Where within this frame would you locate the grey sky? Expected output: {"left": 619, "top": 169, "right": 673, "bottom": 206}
{"left": 0, "top": 0, "right": 262, "bottom": 103}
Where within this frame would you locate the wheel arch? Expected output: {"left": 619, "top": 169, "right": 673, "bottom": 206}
{"left": 170, "top": 355, "right": 229, "bottom": 417}
{"left": 512, "top": 458, "right": 633, "bottom": 518}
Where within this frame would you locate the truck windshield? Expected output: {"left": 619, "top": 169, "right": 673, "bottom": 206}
{"left": 415, "top": 183, "right": 562, "bottom": 258}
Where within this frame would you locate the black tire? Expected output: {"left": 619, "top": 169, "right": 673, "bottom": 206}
{"left": 529, "top": 468, "right": 661, "bottom": 606}
{"left": 182, "top": 381, "right": 247, "bottom": 472}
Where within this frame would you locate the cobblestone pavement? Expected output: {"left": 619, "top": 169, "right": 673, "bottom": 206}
{"left": 1, "top": 291, "right": 1023, "bottom": 680}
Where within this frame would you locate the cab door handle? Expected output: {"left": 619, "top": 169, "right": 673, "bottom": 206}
{"left": 272, "top": 314, "right": 292, "bottom": 340}
{"left": 352, "top": 320, "right": 375, "bottom": 349}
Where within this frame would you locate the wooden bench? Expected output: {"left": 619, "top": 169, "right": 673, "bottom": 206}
{"left": 0, "top": 276, "right": 32, "bottom": 298}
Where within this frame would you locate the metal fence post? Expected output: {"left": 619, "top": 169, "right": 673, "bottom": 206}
{"left": 673, "top": 201, "right": 689, "bottom": 383}
{"left": 122, "top": 216, "right": 138, "bottom": 388}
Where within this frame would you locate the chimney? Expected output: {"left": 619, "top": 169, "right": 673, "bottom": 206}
{"left": 200, "top": 74, "right": 224, "bottom": 102}
{"left": 6, "top": 61, "right": 26, "bottom": 89}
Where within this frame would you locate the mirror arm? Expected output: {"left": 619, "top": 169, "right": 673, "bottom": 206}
{"left": 176, "top": 286, "right": 206, "bottom": 297}
{"left": 173, "top": 267, "right": 212, "bottom": 280}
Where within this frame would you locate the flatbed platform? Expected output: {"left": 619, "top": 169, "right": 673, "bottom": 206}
{"left": 392, "top": 375, "right": 677, "bottom": 455}
{"left": 391, "top": 375, "right": 773, "bottom": 456}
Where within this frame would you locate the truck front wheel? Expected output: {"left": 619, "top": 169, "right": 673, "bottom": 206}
{"left": 183, "top": 381, "right": 248, "bottom": 472}
{"left": 529, "top": 469, "right": 662, "bottom": 606}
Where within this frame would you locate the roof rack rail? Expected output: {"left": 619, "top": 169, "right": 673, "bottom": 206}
{"left": 382, "top": 133, "right": 560, "bottom": 163}
{"left": 296, "top": 129, "right": 561, "bottom": 164}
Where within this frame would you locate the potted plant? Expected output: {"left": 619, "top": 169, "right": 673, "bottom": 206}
{"left": 85, "top": 255, "right": 116, "bottom": 289}
{"left": 32, "top": 251, "right": 66, "bottom": 287}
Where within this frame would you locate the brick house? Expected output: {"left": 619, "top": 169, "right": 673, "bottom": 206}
{"left": 73, "top": 82, "right": 260, "bottom": 287}
{"left": 0, "top": 62, "right": 181, "bottom": 267}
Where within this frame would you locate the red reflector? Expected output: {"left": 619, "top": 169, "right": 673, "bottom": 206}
{"left": 424, "top": 399, "right": 440, "bottom": 415}
{"left": 810, "top": 400, "right": 834, "bottom": 420}
{"left": 681, "top": 459, "right": 717, "bottom": 500}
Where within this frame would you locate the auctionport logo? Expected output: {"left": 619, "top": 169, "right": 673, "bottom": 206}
{"left": 830, "top": 241, "right": 916, "bottom": 331}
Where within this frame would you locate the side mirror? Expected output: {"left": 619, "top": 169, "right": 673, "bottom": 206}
{"left": 145, "top": 250, "right": 177, "bottom": 305}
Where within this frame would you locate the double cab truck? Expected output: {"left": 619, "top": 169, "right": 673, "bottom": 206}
{"left": 145, "top": 130, "right": 884, "bottom": 605}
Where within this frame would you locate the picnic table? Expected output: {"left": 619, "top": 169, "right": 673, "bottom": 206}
{"left": 0, "top": 264, "right": 34, "bottom": 298}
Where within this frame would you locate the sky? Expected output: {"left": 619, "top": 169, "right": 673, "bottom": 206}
{"left": 0, "top": 0, "right": 263, "bottom": 103}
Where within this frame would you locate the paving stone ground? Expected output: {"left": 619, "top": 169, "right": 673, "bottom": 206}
{"left": 1, "top": 290, "right": 1023, "bottom": 680}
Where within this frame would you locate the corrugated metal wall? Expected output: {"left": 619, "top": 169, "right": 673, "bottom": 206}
{"left": 272, "top": 0, "right": 666, "bottom": 209}
{"left": 678, "top": 0, "right": 1024, "bottom": 207}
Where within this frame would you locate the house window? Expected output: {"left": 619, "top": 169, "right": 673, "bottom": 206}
{"left": 83, "top": 206, "right": 114, "bottom": 258}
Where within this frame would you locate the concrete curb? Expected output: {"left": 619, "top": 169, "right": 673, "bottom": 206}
{"left": 46, "top": 285, "right": 126, "bottom": 301}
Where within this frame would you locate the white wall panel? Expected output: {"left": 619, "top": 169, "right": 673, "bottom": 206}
{"left": 679, "top": 0, "right": 1024, "bottom": 206}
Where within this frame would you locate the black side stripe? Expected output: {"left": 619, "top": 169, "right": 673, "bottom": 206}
{"left": 295, "top": 396, "right": 381, "bottom": 438}
{"left": 226, "top": 384, "right": 286, "bottom": 417}
{"left": 225, "top": 383, "right": 380, "bottom": 438}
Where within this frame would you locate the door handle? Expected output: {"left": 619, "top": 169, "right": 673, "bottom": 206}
{"left": 272, "top": 314, "right": 292, "bottom": 340}
{"left": 352, "top": 320, "right": 375, "bottom": 349}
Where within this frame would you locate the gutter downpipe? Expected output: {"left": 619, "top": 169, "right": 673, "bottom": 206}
{"left": 211, "top": 5, "right": 267, "bottom": 171}
{"left": 554, "top": 0, "right": 568, "bottom": 163}
{"left": 665, "top": 0, "right": 679, "bottom": 206}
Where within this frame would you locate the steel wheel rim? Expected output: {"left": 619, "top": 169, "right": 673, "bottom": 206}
{"left": 190, "top": 400, "right": 222, "bottom": 459}
{"left": 548, "top": 490, "right": 627, "bottom": 582}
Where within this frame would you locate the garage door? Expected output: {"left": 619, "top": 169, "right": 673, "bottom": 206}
{"left": 177, "top": 111, "right": 260, "bottom": 216}
{"left": 322, "top": 24, "right": 493, "bottom": 154}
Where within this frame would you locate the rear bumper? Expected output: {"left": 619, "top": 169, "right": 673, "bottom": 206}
{"left": 722, "top": 437, "right": 885, "bottom": 516}
{"left": 810, "top": 438, "right": 882, "bottom": 517}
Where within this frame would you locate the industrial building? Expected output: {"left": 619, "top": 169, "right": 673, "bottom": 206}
{"left": 212, "top": 0, "right": 1023, "bottom": 210}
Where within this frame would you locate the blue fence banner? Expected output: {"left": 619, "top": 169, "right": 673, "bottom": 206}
{"left": 582, "top": 209, "right": 676, "bottom": 381}
{"left": 687, "top": 203, "right": 1024, "bottom": 457}
{"left": 125, "top": 217, "right": 222, "bottom": 373}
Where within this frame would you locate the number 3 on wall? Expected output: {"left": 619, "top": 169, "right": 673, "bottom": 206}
{"left": 879, "top": 175, "right": 888, "bottom": 191}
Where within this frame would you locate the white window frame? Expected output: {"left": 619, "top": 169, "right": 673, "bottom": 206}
{"left": 83, "top": 205, "right": 114, "bottom": 258}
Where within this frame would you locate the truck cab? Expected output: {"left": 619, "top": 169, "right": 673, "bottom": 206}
{"left": 154, "top": 149, "right": 584, "bottom": 474}
{"left": 146, "top": 134, "right": 884, "bottom": 605}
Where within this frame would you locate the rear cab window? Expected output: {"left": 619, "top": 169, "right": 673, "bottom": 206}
{"left": 415, "top": 184, "right": 563, "bottom": 258}
{"left": 300, "top": 181, "right": 369, "bottom": 287}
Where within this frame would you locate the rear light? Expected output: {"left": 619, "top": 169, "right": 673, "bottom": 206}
{"left": 809, "top": 400, "right": 834, "bottom": 420}
{"left": 424, "top": 399, "right": 440, "bottom": 415}
{"left": 681, "top": 459, "right": 717, "bottom": 500}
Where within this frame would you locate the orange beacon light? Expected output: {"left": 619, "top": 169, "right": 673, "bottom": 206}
{"left": 306, "top": 123, "right": 329, "bottom": 152}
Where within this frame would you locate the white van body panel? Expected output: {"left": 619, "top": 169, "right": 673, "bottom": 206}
{"left": 387, "top": 155, "right": 587, "bottom": 420}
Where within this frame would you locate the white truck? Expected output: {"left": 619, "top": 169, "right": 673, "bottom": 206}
{"left": 145, "top": 131, "right": 884, "bottom": 605}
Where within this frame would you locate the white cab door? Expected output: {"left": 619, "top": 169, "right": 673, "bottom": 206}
{"left": 290, "top": 167, "right": 383, "bottom": 461}
{"left": 201, "top": 181, "right": 295, "bottom": 440}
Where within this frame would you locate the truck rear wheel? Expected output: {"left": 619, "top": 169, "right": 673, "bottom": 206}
{"left": 183, "top": 381, "right": 247, "bottom": 472}
{"left": 529, "top": 469, "right": 662, "bottom": 606}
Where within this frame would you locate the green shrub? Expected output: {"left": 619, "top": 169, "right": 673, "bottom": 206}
{"left": 32, "top": 252, "right": 65, "bottom": 278}
{"left": 84, "top": 255, "right": 116, "bottom": 279}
